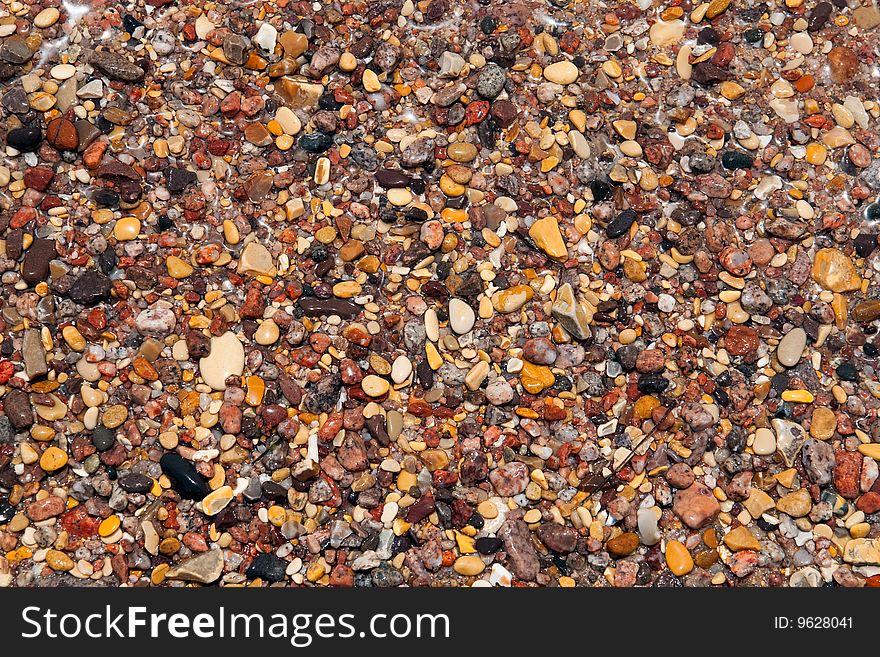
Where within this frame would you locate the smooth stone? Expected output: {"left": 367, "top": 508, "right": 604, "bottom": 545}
{"left": 852, "top": 300, "right": 880, "bottom": 322}
{"left": 543, "top": 60, "right": 579, "bottom": 85}
{"left": 362, "top": 374, "right": 390, "bottom": 397}
{"left": 453, "top": 555, "right": 486, "bottom": 576}
{"left": 447, "top": 142, "right": 477, "bottom": 163}
{"left": 159, "top": 453, "right": 211, "bottom": 500}
{"left": 22, "top": 238, "right": 57, "bottom": 285}
{"left": 113, "top": 216, "right": 141, "bottom": 241}
{"left": 777, "top": 328, "right": 806, "bottom": 367}
{"left": 201, "top": 485, "right": 234, "bottom": 515}
{"left": 776, "top": 488, "right": 812, "bottom": 518}
{"left": 237, "top": 241, "right": 276, "bottom": 277}
{"left": 164, "top": 549, "right": 225, "bottom": 584}
{"left": 606, "top": 531, "right": 639, "bottom": 556}
{"left": 297, "top": 297, "right": 360, "bottom": 319}
{"left": 449, "top": 298, "right": 476, "bottom": 334}
{"left": 50, "top": 64, "right": 76, "bottom": 80}
{"left": 34, "top": 7, "right": 61, "bottom": 27}
{"left": 375, "top": 169, "right": 411, "bottom": 188}
{"left": 752, "top": 427, "right": 776, "bottom": 455}
{"left": 39, "top": 446, "right": 68, "bottom": 472}
{"left": 6, "top": 126, "right": 42, "bottom": 151}
{"left": 199, "top": 331, "right": 245, "bottom": 391}
{"left": 390, "top": 355, "right": 413, "bottom": 384}
{"left": 255, "top": 319, "right": 280, "bottom": 345}
{"left": 665, "top": 540, "right": 693, "bottom": 576}
{"left": 118, "top": 473, "right": 152, "bottom": 493}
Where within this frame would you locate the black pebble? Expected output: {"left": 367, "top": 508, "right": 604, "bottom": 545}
{"left": 92, "top": 188, "right": 120, "bottom": 208}
{"left": 159, "top": 453, "right": 210, "bottom": 500}
{"left": 122, "top": 14, "right": 143, "bottom": 33}
{"left": 246, "top": 553, "right": 287, "bottom": 582}
{"left": 590, "top": 179, "right": 612, "bottom": 201}
{"left": 854, "top": 232, "right": 877, "bottom": 259}
{"left": 0, "top": 502, "right": 14, "bottom": 523}
{"left": 298, "top": 132, "right": 334, "bottom": 153}
{"left": 835, "top": 363, "right": 858, "bottom": 381}
{"left": 91, "top": 425, "right": 116, "bottom": 451}
{"left": 721, "top": 151, "right": 754, "bottom": 170}
{"left": 6, "top": 126, "right": 42, "bottom": 152}
{"left": 475, "top": 537, "right": 503, "bottom": 554}
{"left": 743, "top": 28, "right": 763, "bottom": 45}
{"left": 118, "top": 472, "right": 153, "bottom": 493}
{"left": 606, "top": 209, "right": 636, "bottom": 238}
{"left": 637, "top": 374, "right": 670, "bottom": 394}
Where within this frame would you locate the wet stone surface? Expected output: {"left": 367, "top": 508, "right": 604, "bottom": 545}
{"left": 1, "top": 0, "right": 880, "bottom": 590}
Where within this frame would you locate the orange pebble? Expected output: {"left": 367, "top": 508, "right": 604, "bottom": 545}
{"left": 794, "top": 74, "right": 814, "bottom": 93}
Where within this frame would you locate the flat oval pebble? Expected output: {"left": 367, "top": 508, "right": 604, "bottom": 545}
{"left": 777, "top": 328, "right": 807, "bottom": 367}
{"left": 543, "top": 60, "right": 579, "bottom": 85}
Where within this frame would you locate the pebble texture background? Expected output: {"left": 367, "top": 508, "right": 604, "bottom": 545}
{"left": 0, "top": 0, "right": 880, "bottom": 588}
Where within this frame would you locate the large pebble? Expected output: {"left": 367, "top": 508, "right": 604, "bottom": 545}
{"left": 199, "top": 331, "right": 245, "bottom": 391}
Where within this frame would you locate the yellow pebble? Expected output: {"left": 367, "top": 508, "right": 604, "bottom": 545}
{"left": 306, "top": 561, "right": 326, "bottom": 582}
{"left": 362, "top": 69, "right": 381, "bottom": 92}
{"left": 805, "top": 142, "right": 827, "bottom": 166}
{"left": 453, "top": 555, "right": 485, "bottom": 576}
{"left": 456, "top": 532, "right": 477, "bottom": 553}
{"left": 166, "top": 255, "right": 193, "bottom": 279}
{"left": 665, "top": 540, "right": 694, "bottom": 576}
{"left": 781, "top": 389, "right": 814, "bottom": 403}
{"left": 99, "top": 515, "right": 121, "bottom": 537}
{"left": 39, "top": 446, "right": 68, "bottom": 472}
{"left": 113, "top": 216, "right": 141, "bottom": 241}
{"left": 267, "top": 505, "right": 286, "bottom": 527}
{"left": 62, "top": 325, "right": 86, "bottom": 351}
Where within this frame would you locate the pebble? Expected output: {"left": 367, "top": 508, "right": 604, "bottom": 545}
{"left": 777, "top": 328, "right": 806, "bottom": 367}
{"left": 164, "top": 550, "right": 225, "bottom": 584}
{"left": 665, "top": 541, "right": 694, "bottom": 576}
{"left": 543, "top": 61, "right": 579, "bottom": 85}
{"left": 448, "top": 298, "right": 476, "bottom": 334}
{"left": 777, "top": 488, "right": 812, "bottom": 518}
{"left": 34, "top": 8, "right": 61, "bottom": 28}
{"left": 199, "top": 331, "right": 245, "bottom": 390}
